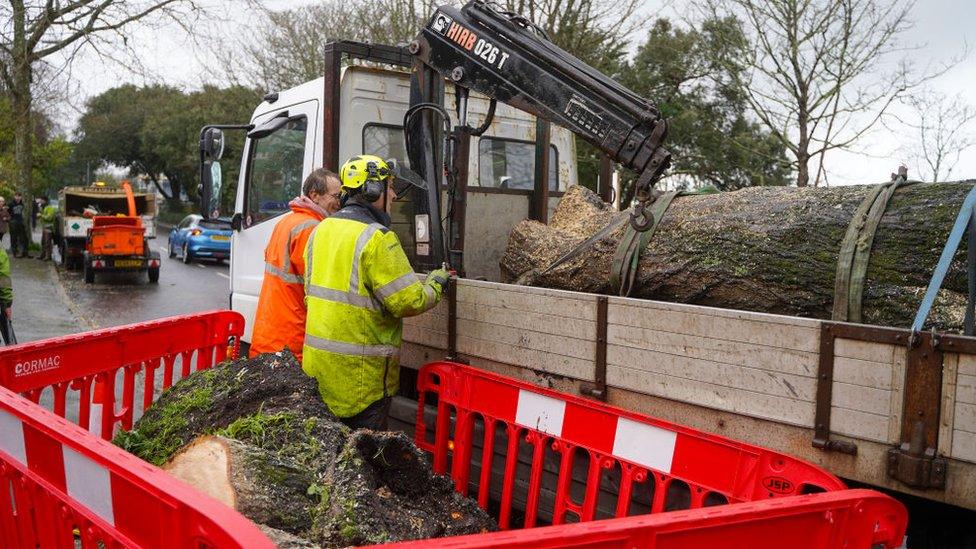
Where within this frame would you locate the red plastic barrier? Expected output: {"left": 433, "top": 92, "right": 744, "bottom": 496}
{"left": 0, "top": 384, "right": 273, "bottom": 548}
{"left": 413, "top": 361, "right": 906, "bottom": 548}
{"left": 0, "top": 315, "right": 907, "bottom": 549}
{"left": 385, "top": 489, "right": 906, "bottom": 549}
{"left": 0, "top": 310, "right": 243, "bottom": 440}
{"left": 0, "top": 311, "right": 272, "bottom": 548}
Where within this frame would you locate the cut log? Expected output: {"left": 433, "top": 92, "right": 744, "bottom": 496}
{"left": 501, "top": 183, "right": 974, "bottom": 330}
{"left": 313, "top": 430, "right": 497, "bottom": 547}
{"left": 114, "top": 350, "right": 342, "bottom": 466}
{"left": 163, "top": 435, "right": 318, "bottom": 534}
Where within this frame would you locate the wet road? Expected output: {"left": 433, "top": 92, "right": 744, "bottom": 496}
{"left": 59, "top": 239, "right": 230, "bottom": 329}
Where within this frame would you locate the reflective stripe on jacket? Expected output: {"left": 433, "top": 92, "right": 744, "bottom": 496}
{"left": 303, "top": 201, "right": 443, "bottom": 418}
{"left": 249, "top": 204, "right": 324, "bottom": 361}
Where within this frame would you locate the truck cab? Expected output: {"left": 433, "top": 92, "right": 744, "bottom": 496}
{"left": 224, "top": 63, "right": 577, "bottom": 342}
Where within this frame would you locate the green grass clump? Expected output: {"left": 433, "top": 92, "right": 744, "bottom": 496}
{"left": 113, "top": 386, "right": 211, "bottom": 465}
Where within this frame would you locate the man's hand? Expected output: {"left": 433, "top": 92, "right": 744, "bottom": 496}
{"left": 4, "top": 307, "right": 11, "bottom": 321}
{"left": 427, "top": 267, "right": 451, "bottom": 292}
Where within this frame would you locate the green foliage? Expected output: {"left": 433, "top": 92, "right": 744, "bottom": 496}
{"left": 0, "top": 97, "right": 74, "bottom": 197}
{"left": 620, "top": 18, "right": 793, "bottom": 191}
{"left": 76, "top": 84, "right": 260, "bottom": 209}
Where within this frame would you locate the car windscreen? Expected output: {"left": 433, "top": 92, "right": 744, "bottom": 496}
{"left": 199, "top": 220, "right": 231, "bottom": 230}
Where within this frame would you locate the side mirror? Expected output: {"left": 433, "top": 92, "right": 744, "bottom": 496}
{"left": 198, "top": 123, "right": 253, "bottom": 220}
{"left": 248, "top": 112, "right": 290, "bottom": 139}
{"left": 201, "top": 127, "right": 225, "bottom": 161}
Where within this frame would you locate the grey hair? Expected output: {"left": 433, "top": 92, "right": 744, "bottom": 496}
{"left": 302, "top": 168, "right": 340, "bottom": 197}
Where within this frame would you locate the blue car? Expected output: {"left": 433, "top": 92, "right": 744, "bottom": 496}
{"left": 168, "top": 215, "right": 232, "bottom": 263}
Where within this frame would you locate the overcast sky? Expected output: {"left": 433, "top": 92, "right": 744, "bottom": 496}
{"left": 60, "top": 0, "right": 976, "bottom": 186}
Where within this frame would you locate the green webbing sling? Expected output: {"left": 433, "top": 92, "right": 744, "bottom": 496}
{"left": 610, "top": 190, "right": 681, "bottom": 296}
{"left": 832, "top": 180, "right": 914, "bottom": 322}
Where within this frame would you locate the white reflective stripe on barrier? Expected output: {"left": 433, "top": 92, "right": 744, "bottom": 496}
{"left": 515, "top": 389, "right": 566, "bottom": 437}
{"left": 0, "top": 409, "right": 26, "bottom": 463}
{"left": 613, "top": 417, "right": 677, "bottom": 474}
{"left": 63, "top": 445, "right": 115, "bottom": 526}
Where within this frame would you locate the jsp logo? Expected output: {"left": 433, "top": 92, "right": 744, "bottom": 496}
{"left": 14, "top": 355, "right": 62, "bottom": 377}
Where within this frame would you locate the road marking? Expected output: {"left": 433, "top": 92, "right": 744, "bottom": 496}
{"left": 215, "top": 272, "right": 230, "bottom": 280}
{"left": 157, "top": 246, "right": 168, "bottom": 254}
{"left": 196, "top": 263, "right": 206, "bottom": 269}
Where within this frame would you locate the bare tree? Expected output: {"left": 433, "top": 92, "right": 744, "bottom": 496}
{"left": 900, "top": 90, "right": 976, "bottom": 182}
{"left": 499, "top": 0, "right": 643, "bottom": 71}
{"left": 223, "top": 0, "right": 445, "bottom": 92}
{"left": 700, "top": 0, "right": 949, "bottom": 187}
{"left": 227, "top": 0, "right": 643, "bottom": 93}
{"left": 0, "top": 0, "right": 199, "bottom": 194}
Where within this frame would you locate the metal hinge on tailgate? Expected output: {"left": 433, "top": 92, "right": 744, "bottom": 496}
{"left": 886, "top": 333, "right": 947, "bottom": 489}
{"left": 814, "top": 322, "right": 950, "bottom": 489}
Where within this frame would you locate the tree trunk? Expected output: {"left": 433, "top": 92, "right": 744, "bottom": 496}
{"left": 10, "top": 2, "right": 33, "bottom": 196}
{"left": 164, "top": 172, "right": 183, "bottom": 205}
{"left": 312, "top": 430, "right": 498, "bottom": 547}
{"left": 164, "top": 436, "right": 318, "bottom": 534}
{"left": 113, "top": 350, "right": 344, "bottom": 467}
{"left": 500, "top": 184, "right": 972, "bottom": 331}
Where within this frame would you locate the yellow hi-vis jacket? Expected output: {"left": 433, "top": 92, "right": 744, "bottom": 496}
{"left": 302, "top": 201, "right": 443, "bottom": 417}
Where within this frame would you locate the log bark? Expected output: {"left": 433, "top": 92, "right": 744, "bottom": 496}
{"left": 501, "top": 183, "right": 974, "bottom": 330}
{"left": 313, "top": 430, "right": 496, "bottom": 547}
{"left": 164, "top": 436, "right": 318, "bottom": 534}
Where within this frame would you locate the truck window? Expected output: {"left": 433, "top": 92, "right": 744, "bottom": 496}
{"left": 362, "top": 124, "right": 408, "bottom": 164}
{"left": 245, "top": 116, "right": 308, "bottom": 226}
{"left": 477, "top": 137, "right": 558, "bottom": 191}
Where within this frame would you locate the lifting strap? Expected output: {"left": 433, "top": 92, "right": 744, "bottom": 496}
{"left": 832, "top": 180, "right": 913, "bottom": 322}
{"left": 911, "top": 183, "right": 976, "bottom": 335}
{"left": 610, "top": 190, "right": 681, "bottom": 296}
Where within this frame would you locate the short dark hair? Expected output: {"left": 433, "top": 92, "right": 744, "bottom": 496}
{"left": 303, "top": 168, "right": 339, "bottom": 197}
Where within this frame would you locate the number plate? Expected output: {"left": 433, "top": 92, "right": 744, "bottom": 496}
{"left": 211, "top": 235, "right": 230, "bottom": 241}
{"left": 114, "top": 259, "right": 143, "bottom": 268}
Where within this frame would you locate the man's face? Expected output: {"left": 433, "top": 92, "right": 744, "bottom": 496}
{"left": 310, "top": 177, "right": 342, "bottom": 214}
{"left": 382, "top": 177, "right": 397, "bottom": 213}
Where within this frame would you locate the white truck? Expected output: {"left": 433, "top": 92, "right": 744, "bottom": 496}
{"left": 197, "top": 7, "right": 976, "bottom": 542}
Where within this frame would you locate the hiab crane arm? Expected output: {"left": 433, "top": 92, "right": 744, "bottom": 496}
{"left": 404, "top": 0, "right": 671, "bottom": 273}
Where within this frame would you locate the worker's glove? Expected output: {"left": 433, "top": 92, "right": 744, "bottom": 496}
{"left": 426, "top": 267, "right": 451, "bottom": 293}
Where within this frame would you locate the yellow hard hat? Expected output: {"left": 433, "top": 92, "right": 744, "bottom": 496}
{"left": 340, "top": 155, "right": 391, "bottom": 191}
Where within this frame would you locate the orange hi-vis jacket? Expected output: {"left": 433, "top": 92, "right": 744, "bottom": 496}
{"left": 249, "top": 202, "right": 324, "bottom": 361}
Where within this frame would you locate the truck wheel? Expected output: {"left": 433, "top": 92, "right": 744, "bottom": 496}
{"left": 182, "top": 243, "right": 193, "bottom": 264}
{"left": 148, "top": 266, "right": 160, "bottom": 283}
{"left": 168, "top": 239, "right": 176, "bottom": 258}
{"left": 84, "top": 261, "right": 94, "bottom": 284}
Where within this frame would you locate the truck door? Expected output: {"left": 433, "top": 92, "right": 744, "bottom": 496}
{"left": 232, "top": 100, "right": 319, "bottom": 342}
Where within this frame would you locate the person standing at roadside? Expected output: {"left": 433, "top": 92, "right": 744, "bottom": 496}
{"left": 0, "top": 197, "right": 10, "bottom": 251}
{"left": 37, "top": 197, "right": 57, "bottom": 261}
{"left": 7, "top": 193, "right": 29, "bottom": 258}
{"left": 0, "top": 248, "right": 13, "bottom": 345}
{"left": 249, "top": 168, "right": 343, "bottom": 361}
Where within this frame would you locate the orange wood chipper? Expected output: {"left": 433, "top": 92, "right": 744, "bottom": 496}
{"left": 83, "top": 181, "right": 161, "bottom": 284}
